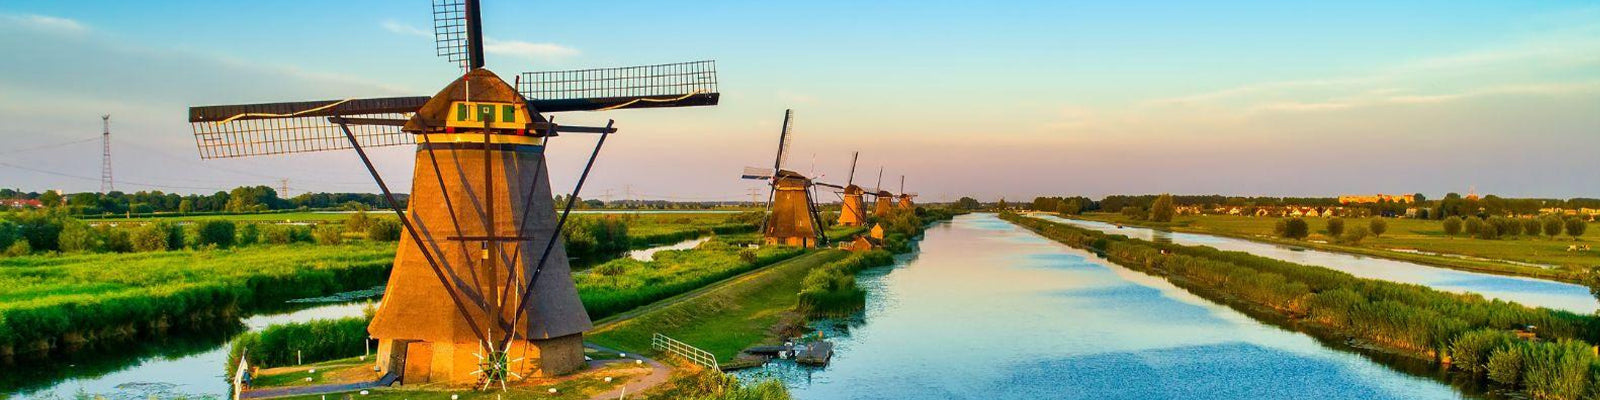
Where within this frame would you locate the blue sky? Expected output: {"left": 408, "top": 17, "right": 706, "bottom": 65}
{"left": 1, "top": 1, "right": 1596, "bottom": 201}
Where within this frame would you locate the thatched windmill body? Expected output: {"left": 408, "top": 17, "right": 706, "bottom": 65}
{"left": 187, "top": 0, "right": 718, "bottom": 387}
{"left": 870, "top": 167, "right": 894, "bottom": 217}
{"left": 836, "top": 152, "right": 867, "bottom": 227}
{"left": 742, "top": 110, "right": 830, "bottom": 247}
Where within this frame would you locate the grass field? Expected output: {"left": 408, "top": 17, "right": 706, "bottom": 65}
{"left": 1076, "top": 212, "right": 1600, "bottom": 282}
{"left": 0, "top": 242, "right": 393, "bottom": 355}
{"left": 588, "top": 250, "right": 849, "bottom": 362}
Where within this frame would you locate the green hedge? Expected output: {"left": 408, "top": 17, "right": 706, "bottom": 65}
{"left": 228, "top": 316, "right": 371, "bottom": 371}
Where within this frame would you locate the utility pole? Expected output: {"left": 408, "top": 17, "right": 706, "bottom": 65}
{"left": 100, "top": 115, "right": 113, "bottom": 194}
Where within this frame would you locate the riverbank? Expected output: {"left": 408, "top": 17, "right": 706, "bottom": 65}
{"left": 1073, "top": 212, "right": 1591, "bottom": 284}
{"left": 1006, "top": 212, "right": 1600, "bottom": 400}
{"left": 0, "top": 242, "right": 393, "bottom": 359}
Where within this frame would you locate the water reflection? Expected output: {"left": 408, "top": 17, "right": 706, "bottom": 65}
{"left": 626, "top": 237, "right": 711, "bottom": 262}
{"left": 1032, "top": 215, "right": 1597, "bottom": 313}
{"left": 739, "top": 213, "right": 1475, "bottom": 399}
{"left": 6, "top": 299, "right": 374, "bottom": 399}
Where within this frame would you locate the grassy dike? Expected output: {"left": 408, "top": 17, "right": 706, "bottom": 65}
{"left": 1075, "top": 212, "right": 1586, "bottom": 284}
{"left": 588, "top": 250, "right": 850, "bottom": 361}
{"left": 1004, "top": 212, "right": 1600, "bottom": 400}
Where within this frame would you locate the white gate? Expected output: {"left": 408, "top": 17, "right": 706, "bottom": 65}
{"left": 652, "top": 333, "right": 719, "bottom": 370}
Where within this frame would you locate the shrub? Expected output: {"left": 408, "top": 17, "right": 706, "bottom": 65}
{"left": 1149, "top": 194, "right": 1175, "bottom": 222}
{"left": 313, "top": 225, "right": 344, "bottom": 245}
{"left": 1369, "top": 219, "right": 1388, "bottom": 237}
{"left": 1450, "top": 329, "right": 1515, "bottom": 374}
{"left": 1545, "top": 217, "right": 1566, "bottom": 238}
{"left": 237, "top": 223, "right": 261, "bottom": 246}
{"left": 562, "top": 216, "right": 629, "bottom": 258}
{"left": 345, "top": 211, "right": 372, "bottom": 232}
{"left": 1121, "top": 206, "right": 1147, "bottom": 220}
{"left": 1338, "top": 226, "right": 1369, "bottom": 245}
{"left": 1523, "top": 219, "right": 1543, "bottom": 239}
{"left": 797, "top": 251, "right": 894, "bottom": 316}
{"left": 1279, "top": 218, "right": 1309, "bottom": 240}
{"left": 197, "top": 220, "right": 237, "bottom": 248}
{"left": 1443, "top": 216, "right": 1463, "bottom": 237}
{"left": 1567, "top": 219, "right": 1588, "bottom": 240}
{"left": 1491, "top": 216, "right": 1521, "bottom": 237}
{"left": 1521, "top": 340, "right": 1593, "bottom": 400}
{"left": 1474, "top": 218, "right": 1500, "bottom": 240}
{"left": 6, "top": 210, "right": 67, "bottom": 251}
{"left": 1326, "top": 218, "right": 1346, "bottom": 237}
{"left": 1487, "top": 345, "right": 1525, "bottom": 386}
{"left": 0, "top": 220, "right": 19, "bottom": 250}
{"left": 1465, "top": 217, "right": 1484, "bottom": 236}
{"left": 132, "top": 223, "right": 170, "bottom": 252}
{"left": 366, "top": 218, "right": 402, "bottom": 241}
{"left": 5, "top": 241, "right": 31, "bottom": 256}
{"left": 58, "top": 221, "right": 99, "bottom": 252}
{"left": 98, "top": 225, "right": 133, "bottom": 253}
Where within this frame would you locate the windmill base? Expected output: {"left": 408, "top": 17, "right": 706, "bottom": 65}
{"left": 765, "top": 236, "right": 817, "bottom": 248}
{"left": 375, "top": 333, "right": 585, "bottom": 385}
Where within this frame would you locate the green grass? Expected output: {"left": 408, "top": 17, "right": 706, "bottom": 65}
{"left": 588, "top": 250, "right": 849, "bottom": 362}
{"left": 80, "top": 211, "right": 359, "bottom": 223}
{"left": 0, "top": 242, "right": 393, "bottom": 355}
{"left": 1075, "top": 212, "right": 1599, "bottom": 282}
{"left": 250, "top": 356, "right": 373, "bottom": 388}
{"left": 578, "top": 239, "right": 804, "bottom": 321}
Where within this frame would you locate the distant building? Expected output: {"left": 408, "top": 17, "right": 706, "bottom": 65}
{"left": 1175, "top": 205, "right": 1202, "bottom": 215}
{"left": 1338, "top": 194, "right": 1415, "bottom": 204}
{"left": 1, "top": 199, "right": 41, "bottom": 209}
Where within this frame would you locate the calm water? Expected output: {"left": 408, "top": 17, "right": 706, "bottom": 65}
{"left": 6, "top": 300, "right": 373, "bottom": 400}
{"left": 626, "top": 237, "right": 711, "bottom": 261}
{"left": 1029, "top": 214, "right": 1598, "bottom": 313}
{"left": 739, "top": 213, "right": 1477, "bottom": 399}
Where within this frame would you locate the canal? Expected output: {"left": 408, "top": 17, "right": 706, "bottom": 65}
{"left": 1029, "top": 214, "right": 1597, "bottom": 313}
{"left": 740, "top": 213, "right": 1483, "bottom": 399}
{"left": 5, "top": 297, "right": 374, "bottom": 400}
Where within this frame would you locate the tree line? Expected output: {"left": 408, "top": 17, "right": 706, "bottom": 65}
{"left": 0, "top": 186, "right": 398, "bottom": 216}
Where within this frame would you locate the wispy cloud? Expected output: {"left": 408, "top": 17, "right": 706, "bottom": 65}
{"left": 380, "top": 20, "right": 429, "bottom": 38}
{"left": 483, "top": 38, "right": 579, "bottom": 59}
{"left": 2, "top": 13, "right": 87, "bottom": 33}
{"left": 379, "top": 21, "right": 578, "bottom": 60}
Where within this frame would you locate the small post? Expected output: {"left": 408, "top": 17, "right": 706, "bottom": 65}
{"left": 297, "top": 350, "right": 302, "bottom": 365}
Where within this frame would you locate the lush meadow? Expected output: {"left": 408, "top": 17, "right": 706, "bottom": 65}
{"left": 578, "top": 239, "right": 803, "bottom": 320}
{"left": 0, "top": 241, "right": 393, "bottom": 356}
{"left": 1077, "top": 212, "right": 1599, "bottom": 282}
{"left": 1007, "top": 212, "right": 1600, "bottom": 400}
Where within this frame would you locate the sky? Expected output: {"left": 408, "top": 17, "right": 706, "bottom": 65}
{"left": 0, "top": 1, "right": 1596, "bottom": 202}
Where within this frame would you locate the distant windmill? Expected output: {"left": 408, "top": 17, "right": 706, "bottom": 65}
{"left": 742, "top": 110, "right": 830, "bottom": 247}
{"left": 184, "top": 0, "right": 718, "bottom": 388}
{"left": 835, "top": 152, "right": 867, "bottom": 227}
{"left": 871, "top": 166, "right": 893, "bottom": 217}
{"left": 896, "top": 175, "right": 917, "bottom": 209}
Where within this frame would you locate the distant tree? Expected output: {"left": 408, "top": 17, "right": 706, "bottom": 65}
{"left": 1149, "top": 194, "right": 1176, "bottom": 222}
{"left": 1281, "top": 218, "right": 1310, "bottom": 240}
{"left": 177, "top": 199, "right": 193, "bottom": 214}
{"left": 1567, "top": 219, "right": 1588, "bottom": 240}
{"left": 1121, "top": 206, "right": 1147, "bottom": 220}
{"left": 1464, "top": 217, "right": 1484, "bottom": 236}
{"left": 1443, "top": 216, "right": 1463, "bottom": 238}
{"left": 314, "top": 225, "right": 344, "bottom": 245}
{"left": 1274, "top": 219, "right": 1288, "bottom": 236}
{"left": 1326, "top": 218, "right": 1346, "bottom": 238}
{"left": 1522, "top": 218, "right": 1543, "bottom": 238}
{"left": 1339, "top": 226, "right": 1370, "bottom": 245}
{"left": 197, "top": 220, "right": 237, "bottom": 248}
{"left": 39, "top": 190, "right": 61, "bottom": 208}
{"left": 997, "top": 198, "right": 1008, "bottom": 210}
{"left": 1490, "top": 216, "right": 1519, "bottom": 237}
{"left": 956, "top": 197, "right": 980, "bottom": 210}
{"left": 1057, "top": 199, "right": 1082, "bottom": 215}
{"left": 132, "top": 223, "right": 169, "bottom": 252}
{"left": 1369, "top": 219, "right": 1388, "bottom": 237}
{"left": 1474, "top": 218, "right": 1499, "bottom": 240}
{"left": 346, "top": 211, "right": 372, "bottom": 232}
{"left": 58, "top": 221, "right": 98, "bottom": 252}
{"left": 367, "top": 218, "right": 402, "bottom": 241}
{"left": 1544, "top": 216, "right": 1565, "bottom": 238}
{"left": 1412, "top": 193, "right": 1427, "bottom": 204}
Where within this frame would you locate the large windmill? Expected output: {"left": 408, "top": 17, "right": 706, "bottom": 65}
{"left": 835, "top": 152, "right": 867, "bottom": 227}
{"left": 186, "top": 0, "right": 718, "bottom": 388}
{"left": 741, "top": 110, "right": 830, "bottom": 247}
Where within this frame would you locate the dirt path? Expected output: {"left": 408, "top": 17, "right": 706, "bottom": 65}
{"left": 584, "top": 344, "right": 670, "bottom": 400}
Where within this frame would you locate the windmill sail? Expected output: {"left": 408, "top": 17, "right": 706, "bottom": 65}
{"left": 741, "top": 166, "right": 774, "bottom": 180}
{"left": 519, "top": 61, "right": 720, "bottom": 112}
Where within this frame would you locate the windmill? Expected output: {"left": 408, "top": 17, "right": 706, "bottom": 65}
{"left": 834, "top": 152, "right": 867, "bottom": 227}
{"left": 185, "top": 0, "right": 718, "bottom": 387}
{"left": 741, "top": 110, "right": 830, "bottom": 247}
{"left": 870, "top": 166, "right": 894, "bottom": 217}
{"left": 896, "top": 175, "right": 917, "bottom": 209}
